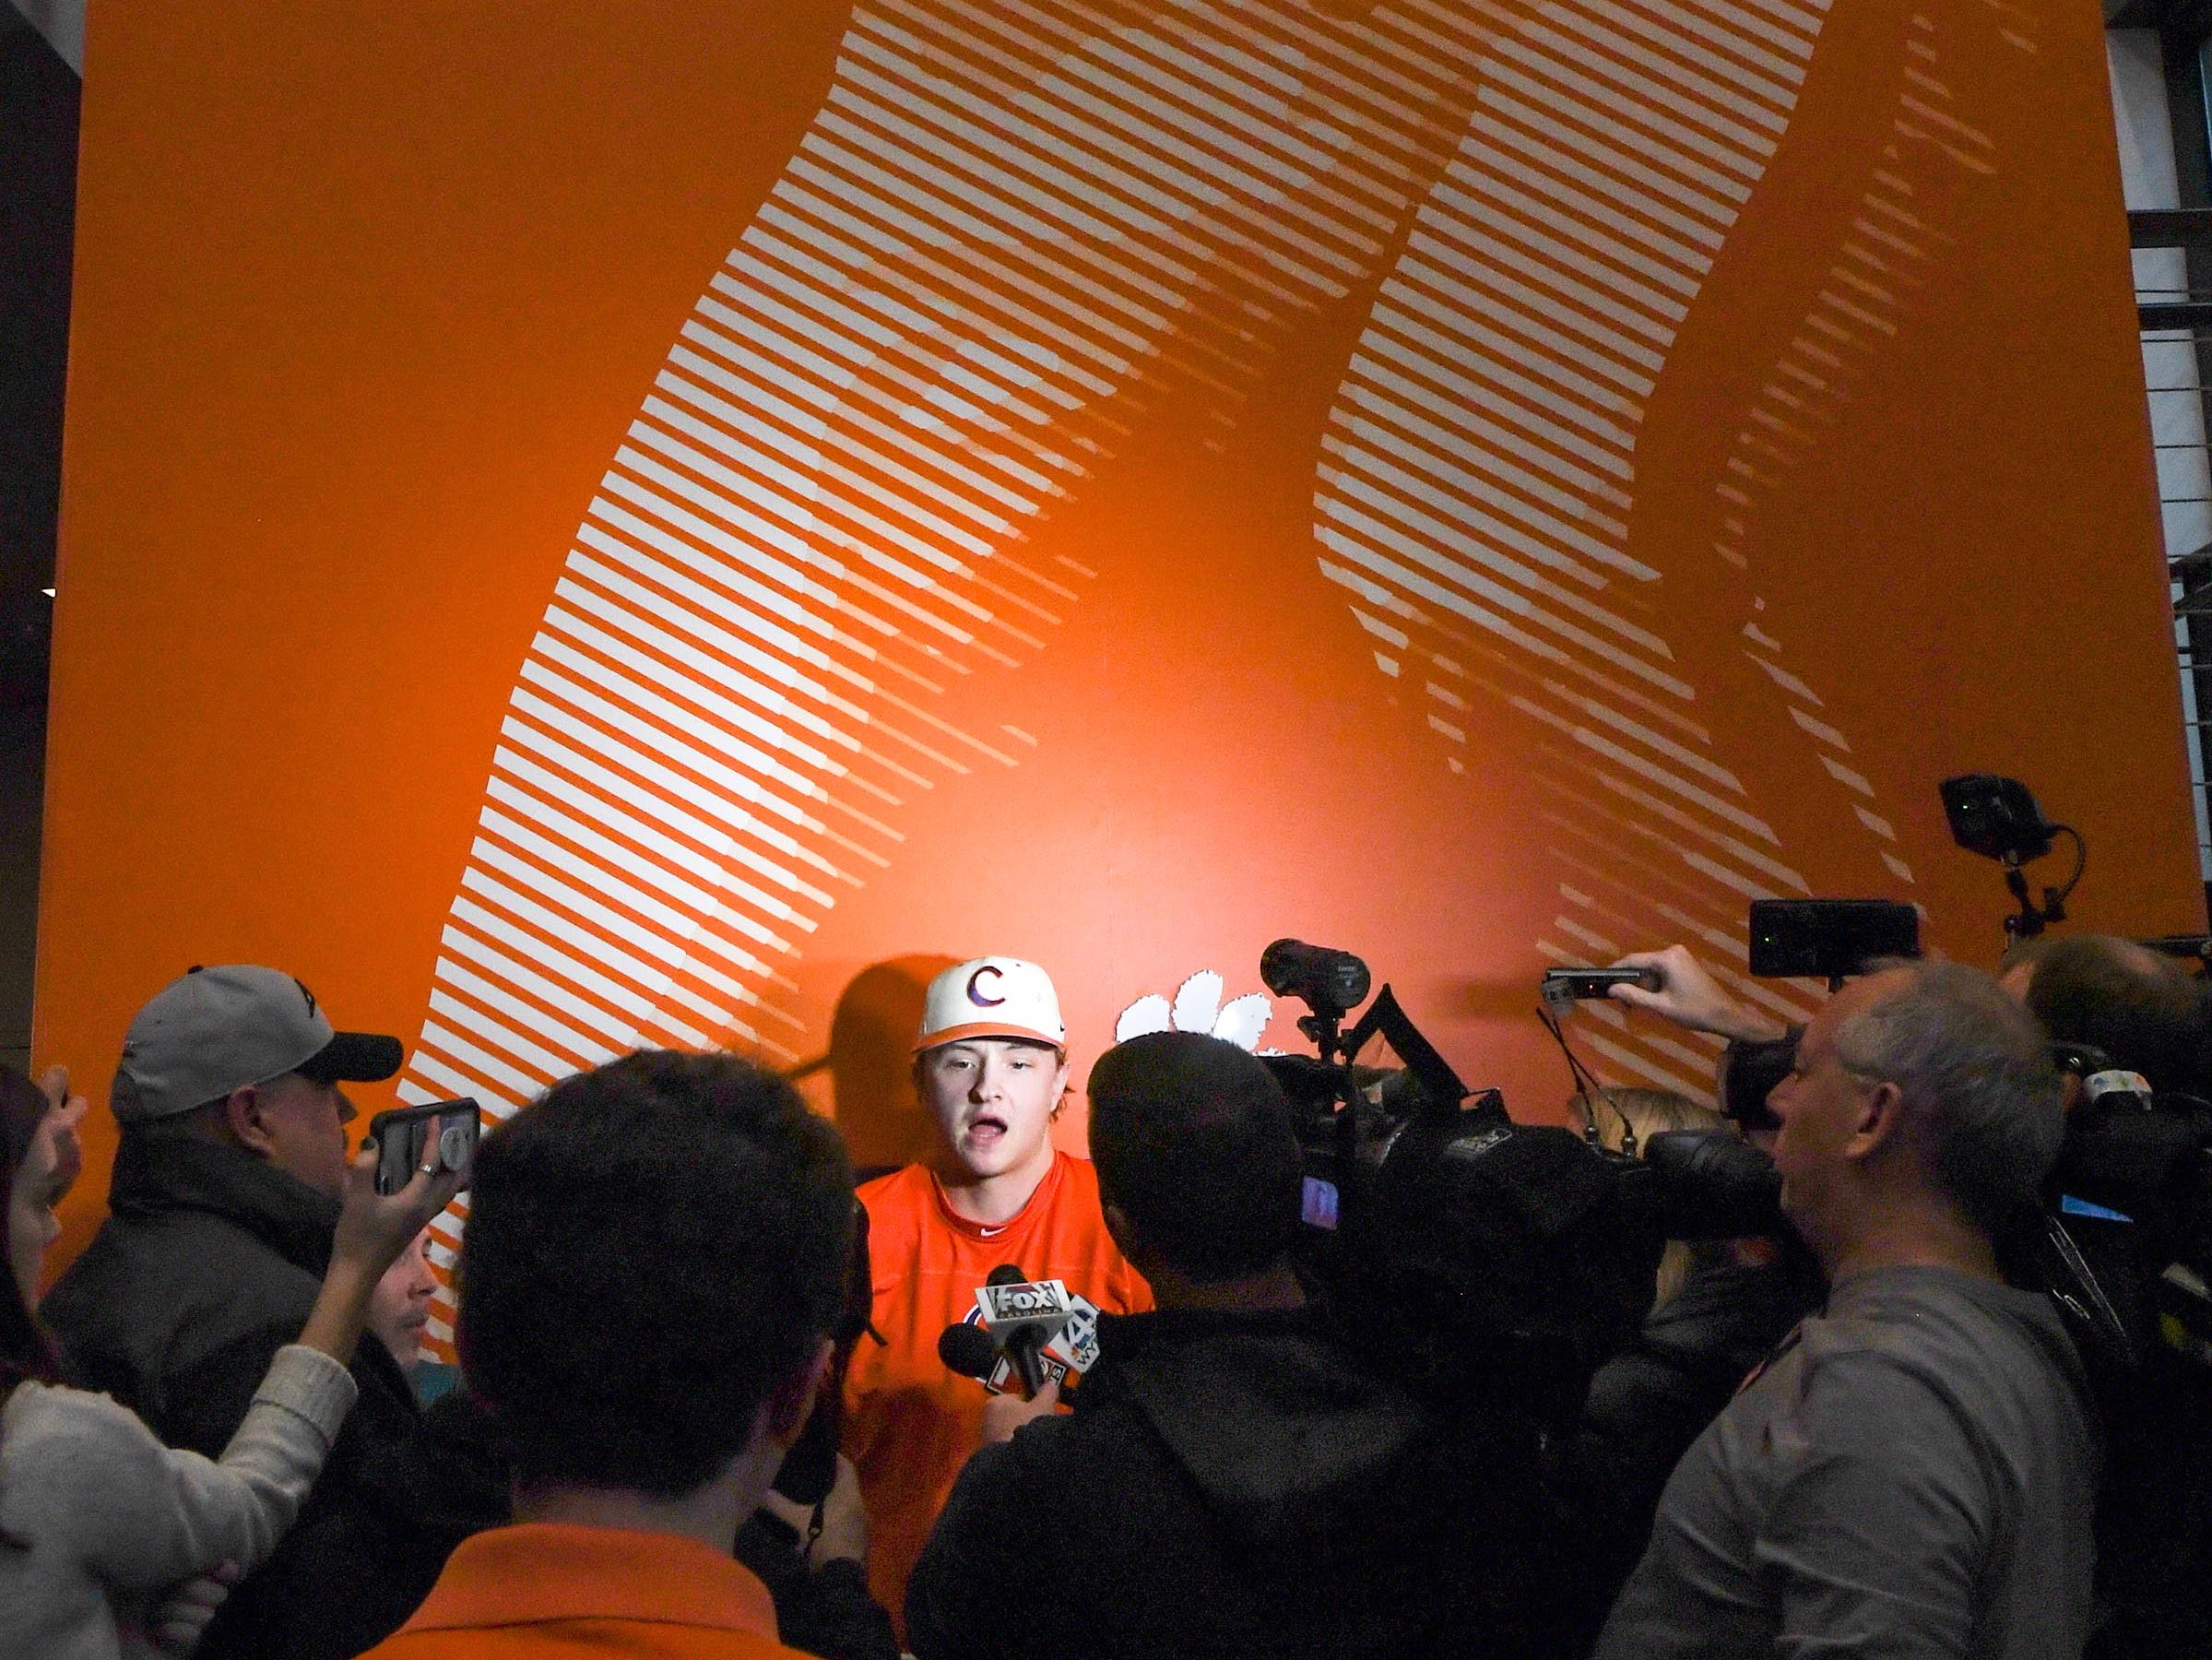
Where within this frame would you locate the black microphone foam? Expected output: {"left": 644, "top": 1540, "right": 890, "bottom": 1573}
{"left": 986, "top": 1263, "right": 1025, "bottom": 1286}
{"left": 938, "top": 1322, "right": 1000, "bottom": 1381}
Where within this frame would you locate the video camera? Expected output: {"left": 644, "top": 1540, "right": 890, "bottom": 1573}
{"left": 1940, "top": 773, "right": 2084, "bottom": 943}
{"left": 2043, "top": 1056, "right": 2212, "bottom": 1366}
{"left": 1254, "top": 892, "right": 2212, "bottom": 1423}
{"left": 1256, "top": 940, "right": 1785, "bottom": 1422}
{"left": 1695, "top": 897, "right": 2212, "bottom": 1368}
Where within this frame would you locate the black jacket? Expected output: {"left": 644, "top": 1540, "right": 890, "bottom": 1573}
{"left": 905, "top": 1306, "right": 1504, "bottom": 1660}
{"left": 41, "top": 1132, "right": 498, "bottom": 1660}
{"left": 1544, "top": 1247, "right": 1824, "bottom": 1656}
{"left": 737, "top": 1512, "right": 901, "bottom": 1660}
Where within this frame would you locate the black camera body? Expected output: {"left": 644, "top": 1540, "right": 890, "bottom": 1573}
{"left": 1941, "top": 774, "right": 2057, "bottom": 863}
{"left": 1713, "top": 899, "right": 1924, "bottom": 1128}
{"left": 1260, "top": 958, "right": 1786, "bottom": 1419}
{"left": 2044, "top": 1067, "right": 2212, "bottom": 1360}
{"left": 1939, "top": 773, "right": 2081, "bottom": 941}
{"left": 1254, "top": 913, "right": 2212, "bottom": 1424}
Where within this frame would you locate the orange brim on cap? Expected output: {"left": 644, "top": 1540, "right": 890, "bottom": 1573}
{"left": 912, "top": 1020, "right": 1066, "bottom": 1055}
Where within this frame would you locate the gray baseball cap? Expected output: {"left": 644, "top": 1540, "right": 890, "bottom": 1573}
{"left": 111, "top": 965, "right": 405, "bottom": 1125}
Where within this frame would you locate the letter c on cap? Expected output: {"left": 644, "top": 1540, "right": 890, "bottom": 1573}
{"left": 967, "top": 966, "right": 1006, "bottom": 1008}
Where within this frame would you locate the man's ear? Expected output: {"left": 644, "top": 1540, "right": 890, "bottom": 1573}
{"left": 221, "top": 1085, "right": 278, "bottom": 1157}
{"left": 762, "top": 1337, "right": 834, "bottom": 1448}
{"left": 1845, "top": 1079, "right": 1905, "bottom": 1161}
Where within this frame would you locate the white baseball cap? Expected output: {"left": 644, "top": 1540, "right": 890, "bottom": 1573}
{"left": 915, "top": 957, "right": 1066, "bottom": 1054}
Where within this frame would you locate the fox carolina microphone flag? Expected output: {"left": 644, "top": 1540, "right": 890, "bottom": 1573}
{"left": 41, "top": 0, "right": 2199, "bottom": 1297}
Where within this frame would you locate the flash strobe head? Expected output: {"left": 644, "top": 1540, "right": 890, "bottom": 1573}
{"left": 1941, "top": 774, "right": 2056, "bottom": 864}
{"left": 1260, "top": 939, "right": 1372, "bottom": 1017}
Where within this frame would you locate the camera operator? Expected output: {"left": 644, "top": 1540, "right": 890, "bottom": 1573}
{"left": 1998, "top": 933, "right": 2212, "bottom": 1660}
{"left": 905, "top": 1031, "right": 1496, "bottom": 1660}
{"left": 1615, "top": 931, "right": 2212, "bottom": 1659}
{"left": 1596, "top": 960, "right": 2096, "bottom": 1660}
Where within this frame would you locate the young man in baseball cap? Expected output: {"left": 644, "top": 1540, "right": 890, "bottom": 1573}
{"left": 839, "top": 957, "right": 1150, "bottom": 1630}
{"left": 42, "top": 966, "right": 475, "bottom": 1660}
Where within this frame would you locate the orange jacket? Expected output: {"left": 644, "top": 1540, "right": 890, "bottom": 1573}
{"left": 842, "top": 1153, "right": 1151, "bottom": 1629}
{"left": 356, "top": 1524, "right": 806, "bottom": 1659}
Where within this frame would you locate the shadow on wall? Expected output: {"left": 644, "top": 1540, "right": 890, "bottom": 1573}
{"left": 787, "top": 954, "right": 956, "bottom": 1178}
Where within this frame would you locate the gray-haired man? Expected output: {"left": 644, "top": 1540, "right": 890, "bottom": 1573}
{"left": 1595, "top": 960, "right": 2097, "bottom": 1660}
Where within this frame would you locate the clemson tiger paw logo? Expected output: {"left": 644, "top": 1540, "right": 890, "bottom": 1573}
{"left": 1115, "top": 971, "right": 1272, "bottom": 1050}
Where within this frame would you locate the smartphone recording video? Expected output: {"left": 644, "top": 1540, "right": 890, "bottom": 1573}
{"left": 366, "top": 1098, "right": 480, "bottom": 1196}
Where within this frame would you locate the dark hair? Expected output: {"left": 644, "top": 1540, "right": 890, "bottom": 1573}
{"left": 0, "top": 1069, "right": 65, "bottom": 1406}
{"left": 2003, "top": 933, "right": 2207, "bottom": 1096}
{"left": 455, "top": 1050, "right": 854, "bottom": 1498}
{"left": 1086, "top": 1032, "right": 1302, "bottom": 1282}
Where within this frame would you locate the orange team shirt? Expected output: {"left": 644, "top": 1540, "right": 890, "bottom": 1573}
{"left": 356, "top": 1523, "right": 806, "bottom": 1659}
{"left": 843, "top": 1150, "right": 1152, "bottom": 1626}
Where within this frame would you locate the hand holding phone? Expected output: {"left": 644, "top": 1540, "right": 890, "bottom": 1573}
{"left": 1542, "top": 966, "right": 1660, "bottom": 1002}
{"left": 310, "top": 1117, "right": 473, "bottom": 1368}
{"left": 1603, "top": 946, "right": 1784, "bottom": 1044}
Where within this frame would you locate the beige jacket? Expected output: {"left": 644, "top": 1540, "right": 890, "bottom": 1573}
{"left": 0, "top": 1345, "right": 356, "bottom": 1660}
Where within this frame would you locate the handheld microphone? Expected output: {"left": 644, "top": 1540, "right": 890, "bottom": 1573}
{"left": 976, "top": 1264, "right": 1072, "bottom": 1396}
{"left": 939, "top": 1288, "right": 1103, "bottom": 1396}
{"left": 937, "top": 1321, "right": 1000, "bottom": 1381}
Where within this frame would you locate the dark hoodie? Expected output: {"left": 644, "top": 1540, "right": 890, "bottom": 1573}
{"left": 905, "top": 1307, "right": 1504, "bottom": 1660}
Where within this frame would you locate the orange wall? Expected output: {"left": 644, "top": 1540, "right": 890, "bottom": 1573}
{"left": 41, "top": 0, "right": 2201, "bottom": 1284}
